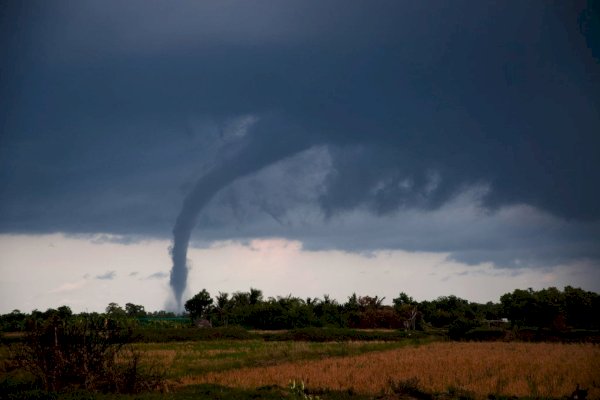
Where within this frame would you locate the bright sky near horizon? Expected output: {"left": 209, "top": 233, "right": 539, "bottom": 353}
{"left": 1, "top": 1, "right": 599, "bottom": 313}
{"left": 1, "top": 233, "right": 598, "bottom": 314}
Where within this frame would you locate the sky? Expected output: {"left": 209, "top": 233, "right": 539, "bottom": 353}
{"left": 1, "top": 1, "right": 599, "bottom": 313}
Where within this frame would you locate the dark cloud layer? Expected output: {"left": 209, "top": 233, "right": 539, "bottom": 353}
{"left": 1, "top": 1, "right": 599, "bottom": 269}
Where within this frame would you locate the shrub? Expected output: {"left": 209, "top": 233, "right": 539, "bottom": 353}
{"left": 10, "top": 314, "right": 164, "bottom": 394}
{"left": 447, "top": 318, "right": 479, "bottom": 340}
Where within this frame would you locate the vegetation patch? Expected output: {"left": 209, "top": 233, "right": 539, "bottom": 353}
{"left": 261, "top": 327, "right": 424, "bottom": 342}
{"left": 2, "top": 285, "right": 600, "bottom": 399}
{"left": 184, "top": 342, "right": 600, "bottom": 399}
{"left": 132, "top": 326, "right": 257, "bottom": 343}
{"left": 131, "top": 340, "right": 416, "bottom": 378}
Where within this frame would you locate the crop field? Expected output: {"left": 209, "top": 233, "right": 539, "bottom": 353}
{"left": 131, "top": 339, "right": 420, "bottom": 378}
{"left": 2, "top": 338, "right": 599, "bottom": 399}
{"left": 173, "top": 341, "right": 600, "bottom": 399}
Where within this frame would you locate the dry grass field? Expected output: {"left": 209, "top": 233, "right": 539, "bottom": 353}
{"left": 3, "top": 338, "right": 599, "bottom": 398}
{"left": 181, "top": 342, "right": 600, "bottom": 399}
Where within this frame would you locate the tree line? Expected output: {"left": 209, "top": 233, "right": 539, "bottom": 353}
{"left": 2, "top": 286, "right": 599, "bottom": 334}
{"left": 182, "top": 286, "right": 599, "bottom": 333}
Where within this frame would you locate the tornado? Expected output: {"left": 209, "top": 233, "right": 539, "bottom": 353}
{"left": 169, "top": 117, "right": 308, "bottom": 310}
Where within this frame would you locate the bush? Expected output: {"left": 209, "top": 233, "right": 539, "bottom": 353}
{"left": 448, "top": 318, "right": 479, "bottom": 340}
{"left": 561, "top": 329, "right": 600, "bottom": 343}
{"left": 9, "top": 314, "right": 164, "bottom": 394}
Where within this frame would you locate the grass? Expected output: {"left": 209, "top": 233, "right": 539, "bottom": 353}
{"left": 129, "top": 326, "right": 426, "bottom": 343}
{"left": 2, "top": 336, "right": 598, "bottom": 399}
{"left": 183, "top": 342, "right": 600, "bottom": 399}
{"left": 132, "top": 338, "right": 426, "bottom": 379}
{"left": 260, "top": 327, "right": 425, "bottom": 342}
{"left": 0, "top": 383, "right": 374, "bottom": 400}
{"left": 1, "top": 337, "right": 426, "bottom": 398}
{"left": 132, "top": 326, "right": 257, "bottom": 342}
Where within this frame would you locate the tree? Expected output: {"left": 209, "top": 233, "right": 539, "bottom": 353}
{"left": 358, "top": 295, "right": 385, "bottom": 311}
{"left": 314, "top": 295, "right": 342, "bottom": 327}
{"left": 125, "top": 303, "right": 146, "bottom": 318}
{"left": 393, "top": 292, "right": 416, "bottom": 308}
{"left": 0, "top": 309, "right": 26, "bottom": 331}
{"left": 57, "top": 306, "right": 73, "bottom": 319}
{"left": 564, "top": 286, "right": 599, "bottom": 329}
{"left": 249, "top": 288, "right": 263, "bottom": 305}
{"left": 185, "top": 289, "right": 213, "bottom": 320}
{"left": 344, "top": 293, "right": 360, "bottom": 327}
{"left": 345, "top": 293, "right": 359, "bottom": 311}
{"left": 214, "top": 292, "right": 230, "bottom": 326}
{"left": 231, "top": 291, "right": 251, "bottom": 307}
{"left": 501, "top": 288, "right": 542, "bottom": 328}
{"left": 106, "top": 302, "right": 126, "bottom": 317}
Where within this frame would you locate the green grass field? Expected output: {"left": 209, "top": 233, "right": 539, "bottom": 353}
{"left": 133, "top": 338, "right": 428, "bottom": 379}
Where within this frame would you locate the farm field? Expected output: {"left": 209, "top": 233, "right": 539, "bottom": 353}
{"left": 173, "top": 341, "right": 599, "bottom": 399}
{"left": 2, "top": 338, "right": 599, "bottom": 399}
{"left": 124, "top": 339, "right": 600, "bottom": 399}
{"left": 132, "top": 338, "right": 425, "bottom": 378}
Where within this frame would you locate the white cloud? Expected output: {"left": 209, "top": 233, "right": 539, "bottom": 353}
{"left": 95, "top": 271, "right": 116, "bottom": 280}
{"left": 49, "top": 279, "right": 88, "bottom": 294}
{"left": 146, "top": 271, "right": 168, "bottom": 280}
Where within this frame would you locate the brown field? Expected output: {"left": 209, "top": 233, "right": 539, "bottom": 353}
{"left": 181, "top": 342, "right": 600, "bottom": 399}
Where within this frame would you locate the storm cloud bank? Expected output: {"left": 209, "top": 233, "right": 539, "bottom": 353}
{"left": 1, "top": 1, "right": 599, "bottom": 285}
{"left": 169, "top": 116, "right": 310, "bottom": 308}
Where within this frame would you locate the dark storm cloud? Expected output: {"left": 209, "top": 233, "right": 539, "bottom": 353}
{"left": 1, "top": 1, "right": 599, "bottom": 268}
{"left": 194, "top": 171, "right": 600, "bottom": 268}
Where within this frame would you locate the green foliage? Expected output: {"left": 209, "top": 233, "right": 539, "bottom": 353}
{"left": 136, "top": 317, "right": 189, "bottom": 329}
{"left": 6, "top": 313, "right": 164, "bottom": 394}
{"left": 262, "top": 327, "right": 413, "bottom": 342}
{"left": 448, "top": 318, "right": 480, "bottom": 341}
{"left": 393, "top": 292, "right": 416, "bottom": 307}
{"left": 500, "top": 286, "right": 600, "bottom": 330}
{"left": 184, "top": 289, "right": 213, "bottom": 320}
{"left": 131, "top": 338, "right": 415, "bottom": 379}
{"left": 132, "top": 326, "right": 256, "bottom": 343}
{"left": 1, "top": 285, "right": 599, "bottom": 344}
{"left": 125, "top": 303, "right": 146, "bottom": 318}
{"left": 105, "top": 302, "right": 127, "bottom": 318}
{"left": 0, "top": 310, "right": 27, "bottom": 332}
